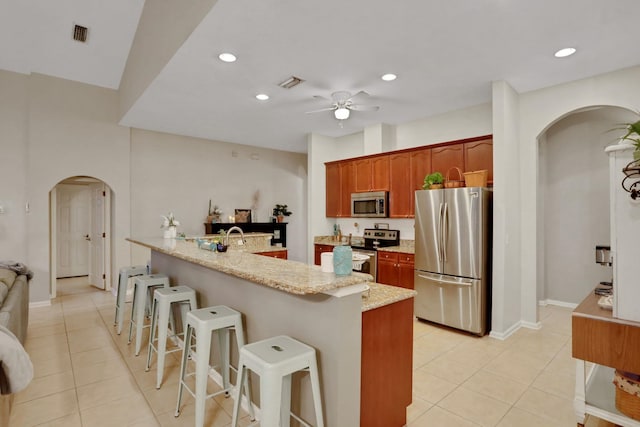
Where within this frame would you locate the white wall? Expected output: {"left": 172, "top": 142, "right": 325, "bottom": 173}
{"left": 540, "top": 108, "right": 633, "bottom": 304}
{"left": 518, "top": 65, "right": 640, "bottom": 329}
{"left": 130, "top": 128, "right": 308, "bottom": 263}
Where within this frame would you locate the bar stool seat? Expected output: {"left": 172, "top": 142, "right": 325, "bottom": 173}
{"left": 114, "top": 265, "right": 148, "bottom": 335}
{"left": 231, "top": 335, "right": 324, "bottom": 427}
{"left": 128, "top": 274, "right": 170, "bottom": 356}
{"left": 146, "top": 285, "right": 197, "bottom": 389}
{"left": 175, "top": 305, "right": 255, "bottom": 427}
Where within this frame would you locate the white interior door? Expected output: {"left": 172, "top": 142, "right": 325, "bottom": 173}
{"left": 88, "top": 182, "right": 110, "bottom": 289}
{"left": 56, "top": 184, "right": 91, "bottom": 278}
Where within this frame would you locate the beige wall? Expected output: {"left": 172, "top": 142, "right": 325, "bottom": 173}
{"left": 0, "top": 70, "right": 29, "bottom": 263}
{"left": 540, "top": 107, "right": 635, "bottom": 304}
{"left": 130, "top": 128, "right": 308, "bottom": 264}
{"left": 1, "top": 71, "right": 308, "bottom": 303}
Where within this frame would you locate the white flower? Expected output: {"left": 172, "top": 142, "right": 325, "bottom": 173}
{"left": 161, "top": 212, "right": 180, "bottom": 228}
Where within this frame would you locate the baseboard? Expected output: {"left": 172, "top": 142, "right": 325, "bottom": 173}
{"left": 29, "top": 300, "right": 51, "bottom": 308}
{"left": 521, "top": 320, "right": 542, "bottom": 330}
{"left": 538, "top": 299, "right": 578, "bottom": 309}
{"left": 489, "top": 321, "right": 521, "bottom": 340}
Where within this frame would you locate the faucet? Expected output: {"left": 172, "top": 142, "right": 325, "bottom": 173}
{"left": 224, "top": 226, "right": 245, "bottom": 247}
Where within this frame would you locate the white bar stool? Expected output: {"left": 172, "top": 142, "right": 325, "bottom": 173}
{"left": 114, "top": 265, "right": 148, "bottom": 335}
{"left": 146, "top": 285, "right": 197, "bottom": 389}
{"left": 231, "top": 335, "right": 324, "bottom": 427}
{"left": 175, "top": 306, "right": 255, "bottom": 427}
{"left": 128, "top": 274, "right": 170, "bottom": 356}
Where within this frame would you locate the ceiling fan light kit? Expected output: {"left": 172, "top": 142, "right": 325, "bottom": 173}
{"left": 334, "top": 107, "right": 350, "bottom": 120}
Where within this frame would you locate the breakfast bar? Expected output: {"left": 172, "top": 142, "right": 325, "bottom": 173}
{"left": 128, "top": 237, "right": 372, "bottom": 426}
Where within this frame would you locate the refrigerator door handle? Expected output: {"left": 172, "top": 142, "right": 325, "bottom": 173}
{"left": 442, "top": 202, "right": 448, "bottom": 263}
{"left": 437, "top": 202, "right": 443, "bottom": 262}
{"left": 417, "top": 274, "right": 473, "bottom": 287}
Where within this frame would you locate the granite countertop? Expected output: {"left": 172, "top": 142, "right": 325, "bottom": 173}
{"left": 128, "top": 237, "right": 372, "bottom": 295}
{"left": 361, "top": 282, "right": 417, "bottom": 312}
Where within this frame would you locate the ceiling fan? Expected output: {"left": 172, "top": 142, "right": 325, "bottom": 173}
{"left": 306, "top": 91, "right": 380, "bottom": 120}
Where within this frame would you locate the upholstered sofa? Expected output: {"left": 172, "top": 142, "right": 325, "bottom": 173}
{"left": 0, "top": 268, "right": 29, "bottom": 344}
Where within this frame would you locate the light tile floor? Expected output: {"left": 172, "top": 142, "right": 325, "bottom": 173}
{"left": 10, "top": 277, "right": 615, "bottom": 426}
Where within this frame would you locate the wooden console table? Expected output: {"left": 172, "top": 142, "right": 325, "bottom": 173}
{"left": 572, "top": 292, "right": 640, "bottom": 426}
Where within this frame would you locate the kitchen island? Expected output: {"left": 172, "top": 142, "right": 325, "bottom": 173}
{"left": 128, "top": 237, "right": 371, "bottom": 426}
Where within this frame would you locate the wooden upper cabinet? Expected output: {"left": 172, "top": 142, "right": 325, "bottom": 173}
{"left": 354, "top": 156, "right": 389, "bottom": 192}
{"left": 325, "top": 162, "right": 341, "bottom": 217}
{"left": 464, "top": 138, "right": 493, "bottom": 183}
{"left": 389, "top": 152, "right": 411, "bottom": 218}
{"left": 371, "top": 156, "right": 389, "bottom": 190}
{"left": 339, "top": 161, "right": 355, "bottom": 217}
{"left": 431, "top": 144, "right": 464, "bottom": 179}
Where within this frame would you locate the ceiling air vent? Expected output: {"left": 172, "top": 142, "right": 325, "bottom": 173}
{"left": 278, "top": 76, "right": 304, "bottom": 89}
{"left": 73, "top": 24, "right": 88, "bottom": 43}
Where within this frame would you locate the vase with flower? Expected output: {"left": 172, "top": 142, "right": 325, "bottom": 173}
{"left": 161, "top": 212, "right": 180, "bottom": 238}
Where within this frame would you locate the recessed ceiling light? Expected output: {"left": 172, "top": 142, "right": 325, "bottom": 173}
{"left": 218, "top": 52, "right": 237, "bottom": 63}
{"left": 256, "top": 94, "right": 269, "bottom": 101}
{"left": 381, "top": 73, "right": 397, "bottom": 81}
{"left": 554, "top": 47, "right": 576, "bottom": 58}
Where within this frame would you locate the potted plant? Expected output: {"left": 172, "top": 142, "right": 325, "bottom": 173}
{"left": 423, "top": 172, "right": 444, "bottom": 189}
{"left": 272, "top": 204, "right": 292, "bottom": 223}
{"left": 616, "top": 119, "right": 640, "bottom": 160}
{"left": 206, "top": 200, "right": 222, "bottom": 223}
{"left": 161, "top": 212, "right": 180, "bottom": 238}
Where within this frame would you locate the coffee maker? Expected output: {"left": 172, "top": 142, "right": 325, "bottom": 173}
{"left": 595, "top": 245, "right": 612, "bottom": 296}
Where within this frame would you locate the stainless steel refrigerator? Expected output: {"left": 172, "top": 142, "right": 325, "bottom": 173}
{"left": 414, "top": 187, "right": 492, "bottom": 335}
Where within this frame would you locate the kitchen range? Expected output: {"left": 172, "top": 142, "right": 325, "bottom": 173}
{"left": 351, "top": 228, "right": 400, "bottom": 280}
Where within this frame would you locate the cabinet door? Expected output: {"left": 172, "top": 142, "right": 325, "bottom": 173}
{"left": 431, "top": 144, "right": 464, "bottom": 180}
{"left": 354, "top": 159, "right": 372, "bottom": 192}
{"left": 314, "top": 244, "right": 334, "bottom": 265}
{"left": 325, "top": 163, "right": 341, "bottom": 217}
{"left": 339, "top": 161, "right": 355, "bottom": 217}
{"left": 397, "top": 254, "right": 415, "bottom": 290}
{"left": 377, "top": 252, "right": 399, "bottom": 286}
{"left": 371, "top": 156, "right": 390, "bottom": 191}
{"left": 258, "top": 250, "right": 288, "bottom": 260}
{"left": 464, "top": 138, "right": 493, "bottom": 183}
{"left": 389, "top": 152, "right": 411, "bottom": 218}
{"left": 410, "top": 148, "right": 431, "bottom": 216}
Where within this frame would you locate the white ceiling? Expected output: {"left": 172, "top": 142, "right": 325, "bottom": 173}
{"left": 3, "top": 0, "right": 640, "bottom": 153}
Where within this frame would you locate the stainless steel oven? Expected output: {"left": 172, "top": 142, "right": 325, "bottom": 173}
{"left": 352, "top": 247, "right": 377, "bottom": 280}
{"left": 352, "top": 228, "right": 400, "bottom": 281}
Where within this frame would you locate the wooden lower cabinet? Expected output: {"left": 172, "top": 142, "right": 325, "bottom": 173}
{"left": 377, "top": 252, "right": 415, "bottom": 289}
{"left": 361, "top": 297, "right": 414, "bottom": 427}
{"left": 256, "top": 250, "right": 287, "bottom": 260}
{"left": 314, "top": 244, "right": 335, "bottom": 265}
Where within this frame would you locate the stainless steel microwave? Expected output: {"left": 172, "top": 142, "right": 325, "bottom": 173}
{"left": 351, "top": 191, "right": 388, "bottom": 218}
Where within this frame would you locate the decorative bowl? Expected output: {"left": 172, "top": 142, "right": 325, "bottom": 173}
{"left": 216, "top": 244, "right": 228, "bottom": 252}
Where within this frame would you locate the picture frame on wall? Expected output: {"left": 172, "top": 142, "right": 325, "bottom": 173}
{"left": 234, "top": 209, "right": 252, "bottom": 223}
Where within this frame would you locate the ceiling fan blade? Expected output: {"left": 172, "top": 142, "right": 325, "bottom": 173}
{"left": 305, "top": 106, "right": 337, "bottom": 114}
{"left": 348, "top": 91, "right": 370, "bottom": 103}
{"left": 349, "top": 104, "right": 380, "bottom": 112}
{"left": 312, "top": 95, "right": 330, "bottom": 101}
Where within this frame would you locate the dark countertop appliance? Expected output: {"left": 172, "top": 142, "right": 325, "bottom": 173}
{"left": 351, "top": 228, "right": 400, "bottom": 281}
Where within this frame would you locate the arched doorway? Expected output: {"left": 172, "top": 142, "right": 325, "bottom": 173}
{"left": 536, "top": 106, "right": 637, "bottom": 308}
{"left": 50, "top": 176, "right": 113, "bottom": 298}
